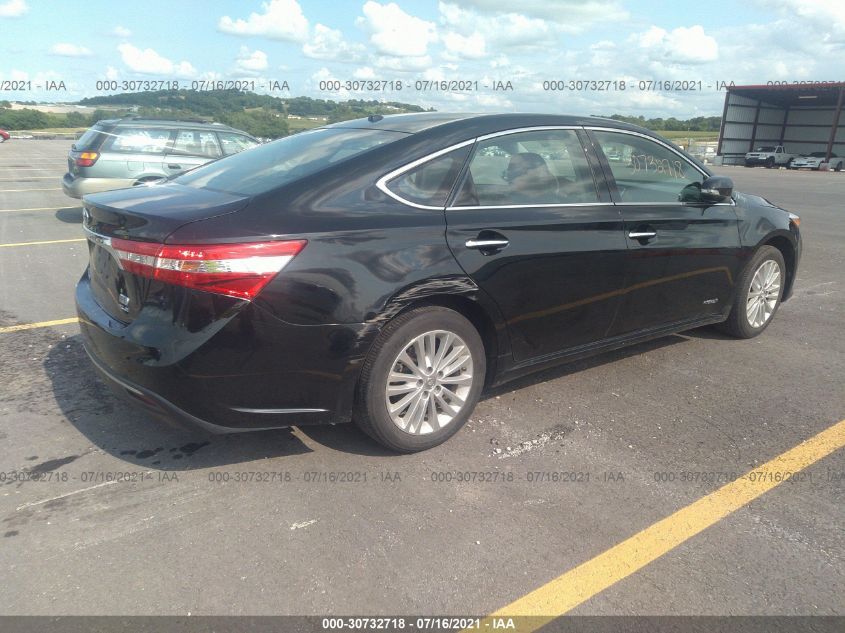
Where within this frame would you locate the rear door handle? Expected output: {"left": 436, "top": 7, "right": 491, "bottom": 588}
{"left": 167, "top": 164, "right": 182, "bottom": 170}
{"left": 628, "top": 231, "right": 657, "bottom": 239}
{"left": 465, "top": 238, "right": 509, "bottom": 249}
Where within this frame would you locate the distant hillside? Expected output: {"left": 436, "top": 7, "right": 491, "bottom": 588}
{"left": 70, "top": 89, "right": 430, "bottom": 137}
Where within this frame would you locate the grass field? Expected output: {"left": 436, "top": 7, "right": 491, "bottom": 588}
{"left": 656, "top": 130, "right": 719, "bottom": 142}
{"left": 286, "top": 117, "right": 324, "bottom": 132}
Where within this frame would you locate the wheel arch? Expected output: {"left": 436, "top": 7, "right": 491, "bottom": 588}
{"left": 761, "top": 233, "right": 797, "bottom": 299}
{"left": 366, "top": 280, "right": 511, "bottom": 389}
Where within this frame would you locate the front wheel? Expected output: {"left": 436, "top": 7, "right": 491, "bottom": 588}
{"left": 354, "top": 306, "right": 485, "bottom": 452}
{"left": 717, "top": 245, "right": 785, "bottom": 338}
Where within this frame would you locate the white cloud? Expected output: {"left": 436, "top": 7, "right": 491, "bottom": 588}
{"left": 218, "top": 0, "right": 309, "bottom": 43}
{"left": 112, "top": 25, "right": 131, "bottom": 38}
{"left": 438, "top": 2, "right": 552, "bottom": 48}
{"left": 372, "top": 54, "right": 433, "bottom": 72}
{"left": 353, "top": 66, "right": 376, "bottom": 79}
{"left": 50, "top": 43, "right": 93, "bottom": 57}
{"left": 0, "top": 0, "right": 27, "bottom": 17}
{"left": 303, "top": 23, "right": 365, "bottom": 61}
{"left": 235, "top": 46, "right": 268, "bottom": 73}
{"left": 636, "top": 25, "right": 718, "bottom": 64}
{"left": 117, "top": 43, "right": 197, "bottom": 77}
{"left": 442, "top": 31, "right": 486, "bottom": 59}
{"left": 105, "top": 66, "right": 120, "bottom": 81}
{"left": 357, "top": 1, "right": 437, "bottom": 57}
{"left": 447, "top": 0, "right": 626, "bottom": 27}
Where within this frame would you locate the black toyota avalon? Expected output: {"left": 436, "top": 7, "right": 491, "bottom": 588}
{"left": 77, "top": 113, "right": 802, "bottom": 452}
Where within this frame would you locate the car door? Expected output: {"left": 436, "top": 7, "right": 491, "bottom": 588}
{"left": 587, "top": 128, "right": 743, "bottom": 335}
{"left": 164, "top": 129, "right": 222, "bottom": 176}
{"left": 100, "top": 126, "right": 173, "bottom": 182}
{"left": 443, "top": 128, "right": 628, "bottom": 363}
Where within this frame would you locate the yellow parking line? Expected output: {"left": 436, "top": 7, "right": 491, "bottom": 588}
{"left": 0, "top": 188, "right": 63, "bottom": 192}
{"left": 0, "top": 317, "right": 79, "bottom": 334}
{"left": 476, "top": 417, "right": 845, "bottom": 630}
{"left": 0, "top": 238, "right": 85, "bottom": 248}
{"left": 0, "top": 207, "right": 72, "bottom": 213}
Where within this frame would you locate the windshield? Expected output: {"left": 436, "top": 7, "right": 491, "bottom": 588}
{"left": 175, "top": 127, "right": 407, "bottom": 195}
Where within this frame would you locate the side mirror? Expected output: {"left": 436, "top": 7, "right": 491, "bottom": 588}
{"left": 700, "top": 176, "right": 733, "bottom": 202}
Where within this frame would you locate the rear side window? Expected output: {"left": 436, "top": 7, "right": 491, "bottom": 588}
{"left": 384, "top": 145, "right": 471, "bottom": 208}
{"left": 217, "top": 132, "right": 259, "bottom": 156}
{"left": 175, "top": 128, "right": 406, "bottom": 195}
{"left": 171, "top": 129, "right": 221, "bottom": 158}
{"left": 454, "top": 129, "right": 598, "bottom": 206}
{"left": 104, "top": 127, "right": 173, "bottom": 154}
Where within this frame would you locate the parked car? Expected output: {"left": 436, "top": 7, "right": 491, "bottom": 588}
{"left": 0, "top": 128, "right": 9, "bottom": 142}
{"left": 744, "top": 145, "right": 795, "bottom": 168}
{"left": 76, "top": 113, "right": 802, "bottom": 452}
{"left": 62, "top": 117, "right": 259, "bottom": 198}
{"left": 788, "top": 151, "right": 843, "bottom": 171}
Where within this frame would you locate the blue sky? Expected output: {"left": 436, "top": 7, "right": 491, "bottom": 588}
{"left": 1, "top": 0, "right": 843, "bottom": 117}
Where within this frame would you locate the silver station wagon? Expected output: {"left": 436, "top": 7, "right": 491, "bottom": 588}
{"left": 62, "top": 117, "right": 259, "bottom": 198}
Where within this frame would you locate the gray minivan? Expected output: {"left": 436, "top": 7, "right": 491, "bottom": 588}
{"left": 62, "top": 117, "right": 259, "bottom": 198}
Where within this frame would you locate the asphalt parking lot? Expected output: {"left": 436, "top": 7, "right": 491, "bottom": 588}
{"left": 1, "top": 140, "right": 843, "bottom": 620}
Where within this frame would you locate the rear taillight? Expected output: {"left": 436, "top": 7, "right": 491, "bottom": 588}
{"left": 109, "top": 239, "right": 307, "bottom": 300}
{"left": 75, "top": 151, "right": 99, "bottom": 167}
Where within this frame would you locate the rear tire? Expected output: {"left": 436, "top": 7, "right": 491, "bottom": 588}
{"left": 717, "top": 245, "right": 785, "bottom": 339}
{"left": 354, "top": 306, "right": 485, "bottom": 453}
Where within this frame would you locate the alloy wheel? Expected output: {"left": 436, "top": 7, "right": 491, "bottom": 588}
{"left": 746, "top": 259, "right": 781, "bottom": 328}
{"left": 385, "top": 330, "right": 474, "bottom": 435}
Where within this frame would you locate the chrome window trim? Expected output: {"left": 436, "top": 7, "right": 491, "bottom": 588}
{"left": 375, "top": 138, "right": 476, "bottom": 210}
{"left": 449, "top": 202, "right": 615, "bottom": 211}
{"left": 377, "top": 124, "right": 734, "bottom": 211}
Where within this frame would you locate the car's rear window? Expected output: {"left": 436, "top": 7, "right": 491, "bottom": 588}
{"left": 174, "top": 128, "right": 406, "bottom": 195}
{"left": 74, "top": 125, "right": 108, "bottom": 151}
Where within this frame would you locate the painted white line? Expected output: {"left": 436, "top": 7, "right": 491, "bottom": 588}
{"left": 0, "top": 188, "right": 63, "bottom": 192}
{"left": 0, "top": 177, "right": 59, "bottom": 181}
{"left": 0, "top": 206, "right": 74, "bottom": 213}
{"left": 16, "top": 481, "right": 119, "bottom": 511}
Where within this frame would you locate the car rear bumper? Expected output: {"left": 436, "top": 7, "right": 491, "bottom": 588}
{"left": 76, "top": 270, "right": 374, "bottom": 432}
{"left": 63, "top": 173, "right": 136, "bottom": 199}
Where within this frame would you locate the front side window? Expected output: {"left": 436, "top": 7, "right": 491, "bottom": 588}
{"left": 592, "top": 131, "right": 704, "bottom": 203}
{"left": 453, "top": 129, "right": 598, "bottom": 206}
{"left": 175, "top": 128, "right": 405, "bottom": 196}
{"left": 105, "top": 127, "right": 173, "bottom": 154}
{"left": 385, "top": 145, "right": 471, "bottom": 207}
{"left": 171, "top": 130, "right": 221, "bottom": 158}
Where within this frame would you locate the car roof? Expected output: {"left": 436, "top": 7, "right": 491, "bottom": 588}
{"left": 96, "top": 118, "right": 247, "bottom": 133}
{"left": 323, "top": 112, "right": 666, "bottom": 138}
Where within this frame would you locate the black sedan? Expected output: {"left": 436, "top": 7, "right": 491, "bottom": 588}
{"left": 77, "top": 113, "right": 802, "bottom": 452}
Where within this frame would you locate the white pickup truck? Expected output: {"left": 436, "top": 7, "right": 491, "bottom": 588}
{"left": 744, "top": 145, "right": 795, "bottom": 168}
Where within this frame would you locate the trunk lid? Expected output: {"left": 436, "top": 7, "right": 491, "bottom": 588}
{"left": 82, "top": 183, "right": 251, "bottom": 322}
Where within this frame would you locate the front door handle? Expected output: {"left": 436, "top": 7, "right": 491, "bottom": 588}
{"left": 167, "top": 164, "right": 182, "bottom": 170}
{"left": 628, "top": 230, "right": 657, "bottom": 239}
{"left": 465, "top": 238, "right": 509, "bottom": 249}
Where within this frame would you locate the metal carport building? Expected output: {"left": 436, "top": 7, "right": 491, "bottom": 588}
{"left": 717, "top": 82, "right": 845, "bottom": 165}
